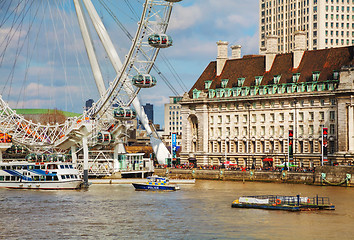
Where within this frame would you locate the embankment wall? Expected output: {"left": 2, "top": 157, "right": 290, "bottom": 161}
{"left": 154, "top": 166, "right": 354, "bottom": 186}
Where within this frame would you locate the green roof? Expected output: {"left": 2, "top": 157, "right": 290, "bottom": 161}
{"left": 14, "top": 109, "right": 81, "bottom": 117}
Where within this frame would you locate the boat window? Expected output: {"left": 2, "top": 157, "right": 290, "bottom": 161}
{"left": 5, "top": 176, "right": 10, "bottom": 181}
{"left": 66, "top": 175, "right": 70, "bottom": 179}
{"left": 46, "top": 176, "right": 52, "bottom": 181}
{"left": 41, "top": 165, "right": 45, "bottom": 170}
{"left": 0, "top": 166, "right": 4, "bottom": 170}
{"left": 60, "top": 165, "right": 64, "bottom": 169}
{"left": 70, "top": 175, "right": 74, "bottom": 179}
{"left": 10, "top": 176, "right": 16, "bottom": 181}
{"left": 74, "top": 175, "right": 77, "bottom": 179}
{"left": 0, "top": 176, "right": 4, "bottom": 181}
{"left": 33, "top": 176, "right": 39, "bottom": 181}
{"left": 40, "top": 176, "right": 45, "bottom": 181}
{"left": 53, "top": 176, "right": 59, "bottom": 181}
{"left": 6, "top": 166, "right": 10, "bottom": 170}
{"left": 62, "top": 175, "right": 66, "bottom": 179}
{"left": 64, "top": 165, "right": 69, "bottom": 169}
{"left": 68, "top": 165, "right": 73, "bottom": 169}
{"left": 23, "top": 165, "right": 27, "bottom": 170}
{"left": 34, "top": 166, "right": 40, "bottom": 169}
{"left": 28, "top": 166, "right": 33, "bottom": 170}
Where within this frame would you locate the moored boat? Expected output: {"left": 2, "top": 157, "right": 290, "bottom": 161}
{"left": 132, "top": 175, "right": 180, "bottom": 191}
{"left": 231, "top": 195, "right": 335, "bottom": 211}
{"left": 0, "top": 161, "right": 83, "bottom": 190}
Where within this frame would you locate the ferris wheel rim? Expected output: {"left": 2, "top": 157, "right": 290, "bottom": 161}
{"left": 87, "top": 0, "right": 174, "bottom": 118}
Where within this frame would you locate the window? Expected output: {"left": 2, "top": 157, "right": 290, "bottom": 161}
{"left": 312, "top": 71, "right": 320, "bottom": 81}
{"left": 280, "top": 126, "right": 284, "bottom": 136}
{"left": 238, "top": 78, "right": 245, "bottom": 87}
{"left": 274, "top": 75, "right": 281, "bottom": 84}
{"left": 320, "top": 111, "right": 325, "bottom": 120}
{"left": 218, "top": 116, "right": 222, "bottom": 124}
{"left": 221, "top": 79, "right": 229, "bottom": 88}
{"left": 210, "top": 116, "right": 214, "bottom": 124}
{"left": 226, "top": 127, "right": 230, "bottom": 136}
{"left": 289, "top": 113, "right": 294, "bottom": 121}
{"left": 270, "top": 126, "right": 275, "bottom": 136}
{"left": 261, "top": 126, "right": 265, "bottom": 136}
{"left": 330, "top": 124, "right": 335, "bottom": 134}
{"left": 292, "top": 73, "right": 300, "bottom": 82}
{"left": 261, "top": 114, "right": 265, "bottom": 122}
{"left": 235, "top": 127, "right": 239, "bottom": 136}
{"left": 270, "top": 113, "right": 275, "bottom": 122}
{"left": 309, "top": 112, "right": 314, "bottom": 121}
{"left": 279, "top": 113, "right": 284, "bottom": 121}
{"left": 298, "top": 112, "right": 304, "bottom": 122}
{"left": 299, "top": 125, "right": 304, "bottom": 135}
{"left": 235, "top": 115, "right": 239, "bottom": 123}
{"left": 205, "top": 80, "right": 212, "bottom": 89}
{"left": 309, "top": 125, "right": 314, "bottom": 135}
{"left": 243, "top": 127, "right": 248, "bottom": 136}
{"left": 243, "top": 114, "right": 247, "bottom": 123}
{"left": 252, "top": 114, "right": 256, "bottom": 123}
{"left": 330, "top": 111, "right": 336, "bottom": 120}
{"left": 226, "top": 115, "right": 230, "bottom": 124}
{"left": 255, "top": 76, "right": 263, "bottom": 86}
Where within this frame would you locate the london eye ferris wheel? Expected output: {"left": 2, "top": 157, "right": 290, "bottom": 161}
{"left": 0, "top": 0, "right": 183, "bottom": 164}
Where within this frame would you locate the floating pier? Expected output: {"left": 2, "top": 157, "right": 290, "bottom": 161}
{"left": 231, "top": 195, "right": 335, "bottom": 211}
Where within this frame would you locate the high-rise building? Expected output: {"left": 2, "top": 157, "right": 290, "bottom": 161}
{"left": 164, "top": 96, "right": 183, "bottom": 136}
{"left": 143, "top": 103, "right": 154, "bottom": 124}
{"left": 259, "top": 0, "right": 354, "bottom": 54}
{"left": 85, "top": 99, "right": 94, "bottom": 111}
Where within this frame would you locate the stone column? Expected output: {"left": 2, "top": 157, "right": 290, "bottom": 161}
{"left": 349, "top": 104, "right": 354, "bottom": 153}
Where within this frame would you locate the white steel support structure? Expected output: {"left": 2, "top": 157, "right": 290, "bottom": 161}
{"left": 81, "top": 0, "right": 170, "bottom": 164}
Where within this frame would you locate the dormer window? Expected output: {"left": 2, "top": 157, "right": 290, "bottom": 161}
{"left": 292, "top": 73, "right": 300, "bottom": 83}
{"left": 312, "top": 71, "right": 320, "bottom": 81}
{"left": 221, "top": 79, "right": 229, "bottom": 88}
{"left": 205, "top": 80, "right": 212, "bottom": 89}
{"left": 192, "top": 89, "right": 200, "bottom": 99}
{"left": 273, "top": 75, "right": 281, "bottom": 84}
{"left": 255, "top": 76, "right": 263, "bottom": 86}
{"left": 238, "top": 78, "right": 245, "bottom": 87}
{"left": 333, "top": 71, "right": 339, "bottom": 80}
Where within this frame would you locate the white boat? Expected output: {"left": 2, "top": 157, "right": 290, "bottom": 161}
{"left": 0, "top": 161, "right": 83, "bottom": 190}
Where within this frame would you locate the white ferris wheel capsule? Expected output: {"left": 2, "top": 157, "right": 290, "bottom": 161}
{"left": 148, "top": 34, "right": 173, "bottom": 48}
{"left": 132, "top": 74, "right": 157, "bottom": 88}
{"left": 164, "top": 0, "right": 183, "bottom": 2}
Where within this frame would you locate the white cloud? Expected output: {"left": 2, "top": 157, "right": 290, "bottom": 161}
{"left": 169, "top": 5, "right": 203, "bottom": 31}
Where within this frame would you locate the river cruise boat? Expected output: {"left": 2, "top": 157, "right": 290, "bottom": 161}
{"left": 231, "top": 195, "right": 335, "bottom": 211}
{"left": 132, "top": 176, "right": 180, "bottom": 191}
{"left": 0, "top": 161, "right": 83, "bottom": 190}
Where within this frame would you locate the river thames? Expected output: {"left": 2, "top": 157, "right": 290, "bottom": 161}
{"left": 1, "top": 180, "right": 353, "bottom": 239}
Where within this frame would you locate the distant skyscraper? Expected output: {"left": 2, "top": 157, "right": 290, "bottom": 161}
{"left": 85, "top": 99, "right": 94, "bottom": 111}
{"left": 259, "top": 0, "right": 354, "bottom": 54}
{"left": 143, "top": 103, "right": 154, "bottom": 123}
{"left": 164, "top": 96, "right": 182, "bottom": 136}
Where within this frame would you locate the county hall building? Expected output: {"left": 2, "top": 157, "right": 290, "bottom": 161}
{"left": 179, "top": 33, "right": 353, "bottom": 168}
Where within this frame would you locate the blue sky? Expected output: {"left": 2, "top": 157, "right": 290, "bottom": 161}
{"left": 0, "top": 0, "right": 259, "bottom": 128}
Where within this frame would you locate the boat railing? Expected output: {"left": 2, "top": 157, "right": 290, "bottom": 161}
{"left": 241, "top": 195, "right": 331, "bottom": 206}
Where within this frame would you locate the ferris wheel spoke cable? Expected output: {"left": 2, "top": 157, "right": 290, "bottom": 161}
{"left": 0, "top": 0, "right": 25, "bottom": 29}
{"left": 2, "top": 0, "right": 38, "bottom": 102}
{"left": 17, "top": 4, "right": 45, "bottom": 108}
{"left": 0, "top": 0, "right": 33, "bottom": 66}
{"left": 99, "top": 0, "right": 183, "bottom": 96}
{"left": 47, "top": 0, "right": 75, "bottom": 111}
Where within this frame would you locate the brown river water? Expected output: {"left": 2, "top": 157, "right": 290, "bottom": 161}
{"left": 0, "top": 180, "right": 353, "bottom": 239}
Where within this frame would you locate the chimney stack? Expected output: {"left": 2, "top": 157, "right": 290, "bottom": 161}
{"left": 230, "top": 45, "right": 242, "bottom": 59}
{"left": 265, "top": 35, "right": 278, "bottom": 72}
{"left": 293, "top": 31, "right": 306, "bottom": 69}
{"left": 216, "top": 40, "right": 228, "bottom": 76}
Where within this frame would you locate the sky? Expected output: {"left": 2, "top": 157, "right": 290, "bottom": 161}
{"left": 0, "top": 0, "right": 260, "bottom": 128}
